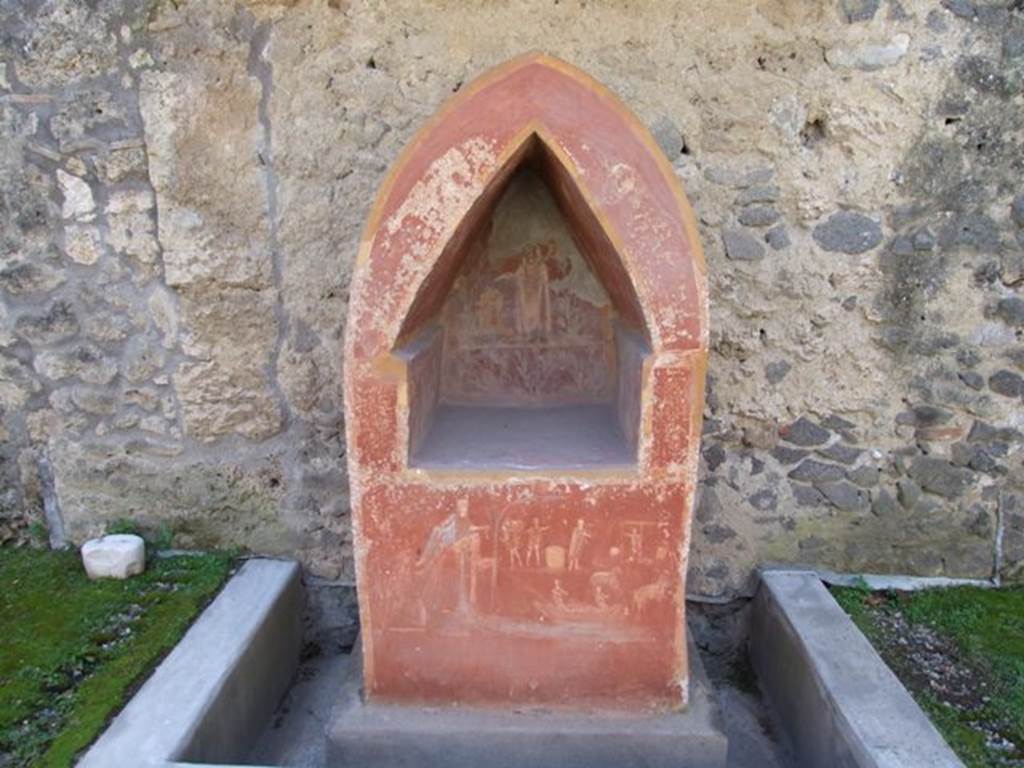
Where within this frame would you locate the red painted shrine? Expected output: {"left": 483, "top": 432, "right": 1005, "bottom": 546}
{"left": 343, "top": 53, "right": 708, "bottom": 712}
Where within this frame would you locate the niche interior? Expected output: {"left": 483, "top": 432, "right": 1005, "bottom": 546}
{"left": 393, "top": 135, "right": 651, "bottom": 471}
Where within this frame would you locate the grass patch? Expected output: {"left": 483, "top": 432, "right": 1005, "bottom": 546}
{"left": 0, "top": 547, "right": 233, "bottom": 767}
{"left": 833, "top": 582, "right": 1024, "bottom": 768}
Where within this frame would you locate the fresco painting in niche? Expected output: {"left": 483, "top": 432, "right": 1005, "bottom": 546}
{"left": 439, "top": 168, "right": 615, "bottom": 407}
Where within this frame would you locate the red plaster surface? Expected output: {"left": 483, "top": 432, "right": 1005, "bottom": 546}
{"left": 344, "top": 53, "right": 708, "bottom": 712}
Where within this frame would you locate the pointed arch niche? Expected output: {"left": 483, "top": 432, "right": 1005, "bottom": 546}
{"left": 346, "top": 52, "right": 707, "bottom": 480}
{"left": 344, "top": 53, "right": 708, "bottom": 710}
{"left": 395, "top": 133, "right": 651, "bottom": 470}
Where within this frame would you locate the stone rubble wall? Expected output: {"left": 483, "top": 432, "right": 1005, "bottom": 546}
{"left": 0, "top": 0, "right": 1021, "bottom": 596}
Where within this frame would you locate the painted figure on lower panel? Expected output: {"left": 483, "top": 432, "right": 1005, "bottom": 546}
{"left": 393, "top": 495, "right": 679, "bottom": 642}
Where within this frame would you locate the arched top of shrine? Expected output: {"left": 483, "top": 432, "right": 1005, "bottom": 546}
{"left": 346, "top": 52, "right": 707, "bottom": 362}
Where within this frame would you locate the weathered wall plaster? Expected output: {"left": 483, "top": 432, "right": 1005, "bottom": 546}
{"left": 1, "top": 0, "right": 1022, "bottom": 601}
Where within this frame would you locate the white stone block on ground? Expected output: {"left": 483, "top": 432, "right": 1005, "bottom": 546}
{"left": 82, "top": 534, "right": 146, "bottom": 579}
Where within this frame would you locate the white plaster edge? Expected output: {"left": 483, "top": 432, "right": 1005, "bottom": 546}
{"left": 766, "top": 564, "right": 996, "bottom": 592}
{"left": 687, "top": 566, "right": 996, "bottom": 604}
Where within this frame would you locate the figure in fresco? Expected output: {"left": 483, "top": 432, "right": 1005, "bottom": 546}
{"left": 525, "top": 517, "right": 549, "bottom": 567}
{"left": 536, "top": 571, "right": 627, "bottom": 624}
{"left": 632, "top": 573, "right": 673, "bottom": 617}
{"left": 590, "top": 568, "right": 621, "bottom": 603}
{"left": 514, "top": 242, "right": 553, "bottom": 339}
{"left": 567, "top": 518, "right": 593, "bottom": 572}
{"left": 500, "top": 518, "right": 524, "bottom": 568}
{"left": 415, "top": 498, "right": 488, "bottom": 619}
{"left": 477, "top": 287, "right": 505, "bottom": 335}
{"left": 655, "top": 524, "right": 672, "bottom": 562}
{"left": 625, "top": 524, "right": 643, "bottom": 562}
{"left": 551, "top": 579, "right": 569, "bottom": 610}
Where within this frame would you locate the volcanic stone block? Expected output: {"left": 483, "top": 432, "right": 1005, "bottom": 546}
{"left": 995, "top": 297, "right": 1024, "bottom": 327}
{"left": 722, "top": 226, "right": 765, "bottom": 261}
{"left": 788, "top": 458, "right": 846, "bottom": 483}
{"left": 781, "top": 416, "right": 832, "bottom": 446}
{"left": 813, "top": 210, "right": 883, "bottom": 254}
{"left": 908, "top": 456, "right": 974, "bottom": 499}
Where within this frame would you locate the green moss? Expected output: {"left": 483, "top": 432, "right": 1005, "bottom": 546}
{"left": 0, "top": 547, "right": 233, "bottom": 767}
{"left": 900, "top": 586, "right": 1024, "bottom": 763}
{"left": 833, "top": 583, "right": 1024, "bottom": 768}
{"left": 915, "top": 689, "right": 993, "bottom": 768}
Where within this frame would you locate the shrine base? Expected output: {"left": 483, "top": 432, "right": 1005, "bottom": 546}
{"left": 326, "top": 634, "right": 728, "bottom": 768}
